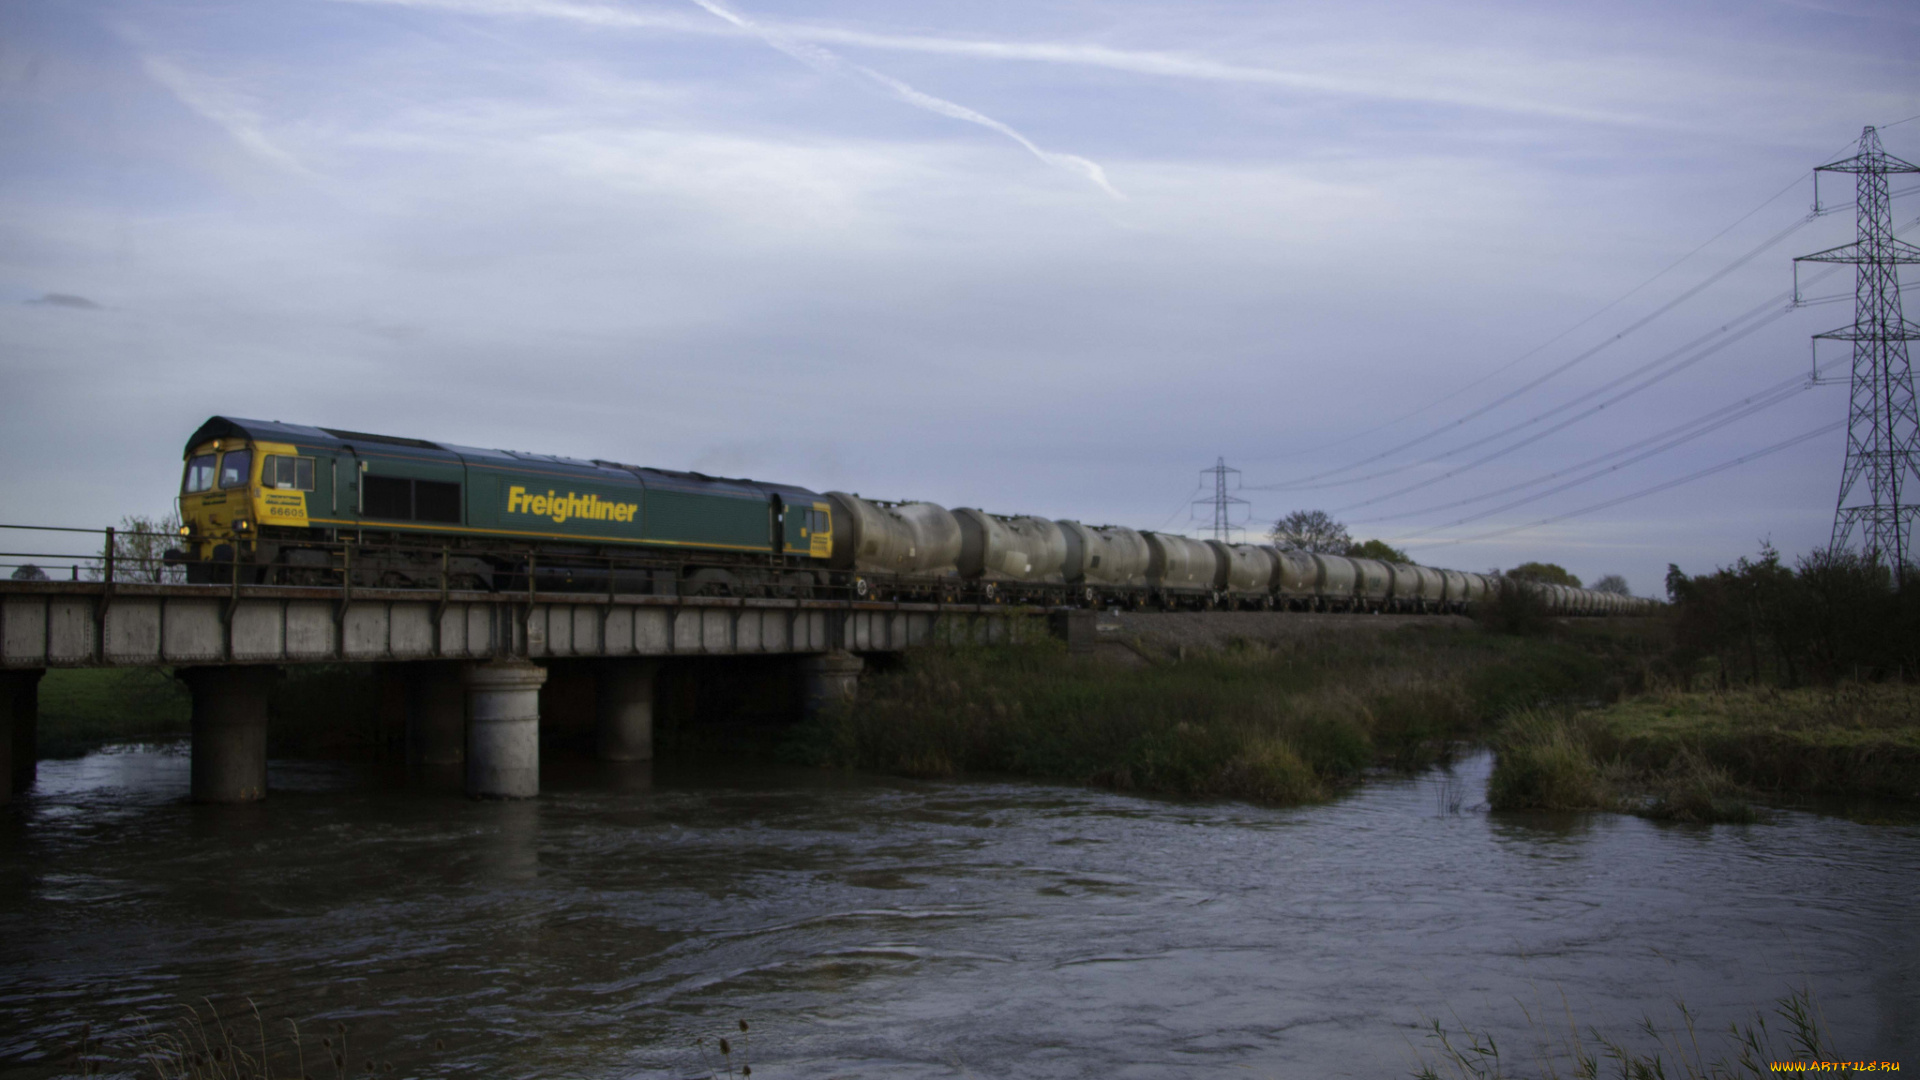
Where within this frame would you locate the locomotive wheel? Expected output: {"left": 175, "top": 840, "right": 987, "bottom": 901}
{"left": 854, "top": 577, "right": 870, "bottom": 599}
{"left": 1082, "top": 586, "right": 1097, "bottom": 607}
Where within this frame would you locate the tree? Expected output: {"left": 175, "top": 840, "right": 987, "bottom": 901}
{"left": 1593, "top": 573, "right": 1631, "bottom": 596}
{"left": 1346, "top": 538, "right": 1411, "bottom": 563}
{"left": 1270, "top": 509, "right": 1351, "bottom": 554}
{"left": 1508, "top": 561, "right": 1580, "bottom": 588}
{"left": 86, "top": 513, "right": 185, "bottom": 584}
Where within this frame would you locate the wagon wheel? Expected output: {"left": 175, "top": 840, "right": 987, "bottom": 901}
{"left": 853, "top": 576, "right": 870, "bottom": 599}
{"left": 1082, "top": 586, "right": 1097, "bottom": 607}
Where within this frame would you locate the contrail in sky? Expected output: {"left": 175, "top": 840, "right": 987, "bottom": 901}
{"left": 685, "top": 0, "right": 1123, "bottom": 199}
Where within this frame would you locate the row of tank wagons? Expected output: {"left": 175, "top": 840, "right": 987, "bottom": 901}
{"left": 822, "top": 492, "right": 1657, "bottom": 614}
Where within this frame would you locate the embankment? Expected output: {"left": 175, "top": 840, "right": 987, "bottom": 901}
{"left": 1487, "top": 684, "right": 1920, "bottom": 820}
{"left": 790, "top": 613, "right": 1664, "bottom": 805}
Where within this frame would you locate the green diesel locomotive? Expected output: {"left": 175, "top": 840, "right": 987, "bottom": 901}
{"left": 172, "top": 417, "right": 836, "bottom": 595}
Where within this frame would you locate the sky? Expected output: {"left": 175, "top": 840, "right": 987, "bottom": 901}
{"left": 2, "top": 0, "right": 1916, "bottom": 596}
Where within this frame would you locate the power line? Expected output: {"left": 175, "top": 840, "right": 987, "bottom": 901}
{"left": 1253, "top": 162, "right": 1828, "bottom": 469}
{"left": 1351, "top": 370, "right": 1817, "bottom": 525}
{"left": 1150, "top": 482, "right": 1204, "bottom": 531}
{"left": 1250, "top": 195, "right": 1821, "bottom": 490}
{"left": 1252, "top": 134, "right": 1914, "bottom": 483}
{"left": 1322, "top": 298, "right": 1802, "bottom": 509}
{"left": 1268, "top": 215, "right": 1913, "bottom": 512}
{"left": 1402, "top": 421, "right": 1845, "bottom": 549}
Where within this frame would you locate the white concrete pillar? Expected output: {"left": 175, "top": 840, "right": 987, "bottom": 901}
{"left": 799, "top": 651, "right": 863, "bottom": 718}
{"left": 406, "top": 662, "right": 466, "bottom": 766}
{"left": 182, "top": 666, "right": 278, "bottom": 804}
{"left": 595, "top": 661, "right": 656, "bottom": 762}
{"left": 465, "top": 660, "right": 547, "bottom": 799}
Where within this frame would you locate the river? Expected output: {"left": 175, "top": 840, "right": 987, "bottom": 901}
{"left": 1, "top": 745, "right": 1915, "bottom": 1077}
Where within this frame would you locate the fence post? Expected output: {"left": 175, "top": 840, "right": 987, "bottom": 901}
{"left": 102, "top": 527, "right": 115, "bottom": 585}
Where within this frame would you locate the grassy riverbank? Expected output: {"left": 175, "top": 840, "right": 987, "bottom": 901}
{"left": 1487, "top": 683, "right": 1920, "bottom": 820}
{"left": 788, "top": 621, "right": 1663, "bottom": 804}
{"left": 35, "top": 668, "right": 192, "bottom": 757}
{"left": 33, "top": 665, "right": 396, "bottom": 760}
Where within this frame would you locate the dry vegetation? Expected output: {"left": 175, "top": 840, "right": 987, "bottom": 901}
{"left": 787, "top": 622, "right": 1655, "bottom": 805}
{"left": 1486, "top": 683, "right": 1920, "bottom": 821}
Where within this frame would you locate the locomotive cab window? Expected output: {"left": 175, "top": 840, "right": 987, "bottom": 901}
{"left": 218, "top": 450, "right": 252, "bottom": 490}
{"left": 262, "top": 454, "right": 315, "bottom": 491}
{"left": 183, "top": 454, "right": 216, "bottom": 494}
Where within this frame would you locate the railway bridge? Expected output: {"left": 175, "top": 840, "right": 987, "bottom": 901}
{"left": 0, "top": 578, "right": 1058, "bottom": 804}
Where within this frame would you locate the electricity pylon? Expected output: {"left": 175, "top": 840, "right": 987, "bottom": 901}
{"left": 1794, "top": 126, "right": 1920, "bottom": 573}
{"left": 1194, "top": 457, "right": 1250, "bottom": 541}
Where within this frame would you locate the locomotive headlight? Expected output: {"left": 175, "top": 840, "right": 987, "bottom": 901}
{"left": 234, "top": 519, "right": 252, "bottom": 532}
{"left": 179, "top": 525, "right": 192, "bottom": 537}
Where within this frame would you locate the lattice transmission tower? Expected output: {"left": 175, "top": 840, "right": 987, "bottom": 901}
{"left": 1794, "top": 126, "right": 1920, "bottom": 570}
{"left": 1194, "top": 456, "right": 1250, "bottom": 541}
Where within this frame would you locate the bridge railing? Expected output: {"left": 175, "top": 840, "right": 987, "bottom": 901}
{"left": 0, "top": 522, "right": 999, "bottom": 609}
{"left": 0, "top": 523, "right": 180, "bottom": 585}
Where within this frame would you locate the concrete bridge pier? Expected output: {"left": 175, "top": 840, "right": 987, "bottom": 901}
{"left": 595, "top": 660, "right": 657, "bottom": 762}
{"left": 800, "top": 651, "right": 864, "bottom": 718}
{"left": 406, "top": 662, "right": 467, "bottom": 766}
{"left": 2, "top": 668, "right": 45, "bottom": 802}
{"left": 465, "top": 659, "right": 547, "bottom": 799}
{"left": 181, "top": 666, "right": 279, "bottom": 804}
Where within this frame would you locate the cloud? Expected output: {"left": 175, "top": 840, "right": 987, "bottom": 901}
{"left": 26, "top": 293, "right": 103, "bottom": 310}
{"left": 325, "top": 0, "right": 1677, "bottom": 129}
{"left": 139, "top": 55, "right": 311, "bottom": 174}
{"left": 682, "top": 0, "right": 1122, "bottom": 198}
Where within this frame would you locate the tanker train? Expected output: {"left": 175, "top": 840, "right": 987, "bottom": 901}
{"left": 168, "top": 417, "right": 1652, "bottom": 616}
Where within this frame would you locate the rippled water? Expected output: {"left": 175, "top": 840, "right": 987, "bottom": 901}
{"left": 1, "top": 745, "right": 1915, "bottom": 1078}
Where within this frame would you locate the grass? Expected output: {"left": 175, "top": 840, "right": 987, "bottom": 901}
{"left": 1484, "top": 709, "right": 1611, "bottom": 813}
{"left": 1413, "top": 985, "right": 1844, "bottom": 1079}
{"left": 68, "top": 999, "right": 392, "bottom": 1079}
{"left": 1588, "top": 683, "right": 1920, "bottom": 803}
{"left": 34, "top": 665, "right": 398, "bottom": 761}
{"left": 1486, "top": 682, "right": 1920, "bottom": 819}
{"left": 36, "top": 668, "right": 192, "bottom": 757}
{"left": 788, "top": 623, "right": 1655, "bottom": 805}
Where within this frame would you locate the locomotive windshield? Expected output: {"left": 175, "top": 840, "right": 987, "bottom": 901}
{"left": 182, "top": 454, "right": 216, "bottom": 493}
{"left": 218, "top": 450, "right": 252, "bottom": 489}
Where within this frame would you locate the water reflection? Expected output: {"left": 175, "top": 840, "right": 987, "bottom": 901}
{"left": 0, "top": 746, "right": 1914, "bottom": 1079}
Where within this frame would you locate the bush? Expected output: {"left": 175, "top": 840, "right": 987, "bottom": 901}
{"left": 1666, "top": 544, "right": 1920, "bottom": 687}
{"left": 1486, "top": 710, "right": 1610, "bottom": 811}
{"left": 1474, "top": 575, "right": 1551, "bottom": 637}
{"left": 795, "top": 626, "right": 1652, "bottom": 805}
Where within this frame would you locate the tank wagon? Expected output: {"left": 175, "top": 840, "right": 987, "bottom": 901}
{"left": 167, "top": 417, "right": 1658, "bottom": 615}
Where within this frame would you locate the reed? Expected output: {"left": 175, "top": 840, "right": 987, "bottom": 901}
{"left": 1487, "top": 682, "right": 1920, "bottom": 818}
{"left": 1413, "top": 985, "right": 1838, "bottom": 1079}
{"left": 791, "top": 625, "right": 1647, "bottom": 805}
{"left": 69, "top": 999, "right": 398, "bottom": 1080}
